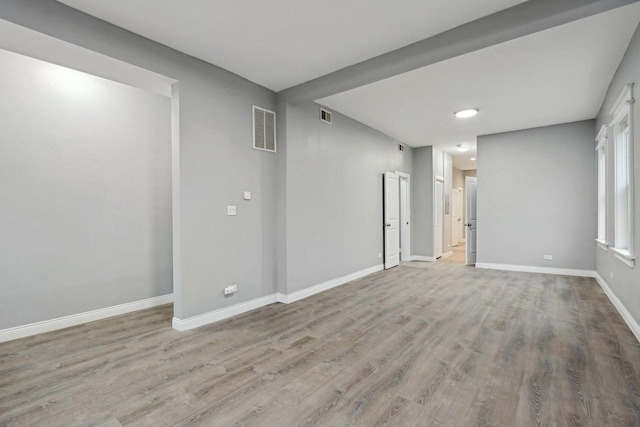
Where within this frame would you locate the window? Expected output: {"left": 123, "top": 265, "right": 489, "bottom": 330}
{"left": 253, "top": 105, "right": 276, "bottom": 153}
{"left": 610, "top": 84, "right": 635, "bottom": 267}
{"left": 596, "top": 125, "right": 607, "bottom": 248}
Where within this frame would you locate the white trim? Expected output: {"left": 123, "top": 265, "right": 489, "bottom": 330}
{"left": 395, "top": 171, "right": 411, "bottom": 262}
{"left": 411, "top": 255, "right": 435, "bottom": 262}
{"left": 609, "top": 83, "right": 634, "bottom": 118}
{"left": 476, "top": 263, "right": 595, "bottom": 277}
{"left": 595, "top": 125, "right": 608, "bottom": 149}
{"left": 596, "top": 239, "right": 609, "bottom": 251}
{"left": 172, "top": 264, "right": 384, "bottom": 331}
{"left": 611, "top": 247, "right": 635, "bottom": 268}
{"left": 276, "top": 264, "right": 383, "bottom": 304}
{"left": 441, "top": 251, "right": 453, "bottom": 259}
{"left": 595, "top": 273, "right": 640, "bottom": 344}
{"left": 0, "top": 294, "right": 174, "bottom": 343}
{"left": 172, "top": 294, "right": 278, "bottom": 331}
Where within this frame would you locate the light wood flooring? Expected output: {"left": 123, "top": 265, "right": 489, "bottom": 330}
{"left": 2, "top": 262, "right": 640, "bottom": 426}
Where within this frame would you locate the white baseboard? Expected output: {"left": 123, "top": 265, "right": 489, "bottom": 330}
{"left": 172, "top": 294, "right": 278, "bottom": 331}
{"left": 276, "top": 264, "right": 383, "bottom": 304}
{"left": 411, "top": 256, "right": 435, "bottom": 262}
{"left": 475, "top": 263, "right": 595, "bottom": 278}
{"left": 595, "top": 273, "right": 640, "bottom": 344}
{"left": 441, "top": 251, "right": 453, "bottom": 259}
{"left": 0, "top": 294, "right": 174, "bottom": 343}
{"left": 173, "top": 264, "right": 384, "bottom": 331}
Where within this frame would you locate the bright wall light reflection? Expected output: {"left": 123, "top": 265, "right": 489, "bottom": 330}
{"left": 43, "top": 64, "right": 98, "bottom": 98}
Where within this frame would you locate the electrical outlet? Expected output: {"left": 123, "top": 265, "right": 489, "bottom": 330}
{"left": 227, "top": 205, "right": 237, "bottom": 216}
{"left": 224, "top": 284, "right": 237, "bottom": 295}
{"left": 543, "top": 255, "right": 552, "bottom": 261}
{"left": 610, "top": 272, "right": 614, "bottom": 280}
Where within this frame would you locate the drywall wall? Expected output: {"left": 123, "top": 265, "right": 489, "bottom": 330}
{"left": 453, "top": 167, "right": 465, "bottom": 189}
{"left": 443, "top": 152, "right": 453, "bottom": 253}
{"left": 282, "top": 102, "right": 413, "bottom": 292}
{"left": 0, "top": 50, "right": 171, "bottom": 329}
{"left": 477, "top": 121, "right": 596, "bottom": 270}
{"left": 595, "top": 23, "right": 640, "bottom": 329}
{"left": 412, "top": 147, "right": 434, "bottom": 258}
{"left": 0, "top": 0, "right": 277, "bottom": 322}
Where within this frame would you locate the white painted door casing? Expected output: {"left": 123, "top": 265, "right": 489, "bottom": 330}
{"left": 466, "top": 176, "right": 477, "bottom": 265}
{"left": 384, "top": 172, "right": 400, "bottom": 269}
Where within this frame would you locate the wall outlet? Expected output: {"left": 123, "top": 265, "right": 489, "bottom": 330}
{"left": 224, "top": 284, "right": 237, "bottom": 295}
{"left": 543, "top": 255, "right": 553, "bottom": 261}
{"left": 610, "top": 272, "right": 614, "bottom": 280}
{"left": 227, "top": 205, "right": 237, "bottom": 216}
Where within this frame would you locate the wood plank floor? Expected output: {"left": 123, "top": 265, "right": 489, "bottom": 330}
{"left": 2, "top": 261, "right": 640, "bottom": 426}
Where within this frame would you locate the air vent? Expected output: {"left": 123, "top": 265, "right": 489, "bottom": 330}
{"left": 320, "top": 108, "right": 332, "bottom": 124}
{"left": 253, "top": 105, "right": 276, "bottom": 152}
{"left": 398, "top": 143, "right": 405, "bottom": 152}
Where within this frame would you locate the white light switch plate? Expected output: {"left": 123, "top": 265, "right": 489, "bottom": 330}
{"left": 227, "top": 205, "right": 237, "bottom": 216}
{"left": 243, "top": 191, "right": 251, "bottom": 200}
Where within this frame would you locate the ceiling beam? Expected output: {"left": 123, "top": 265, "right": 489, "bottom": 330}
{"left": 279, "top": 0, "right": 640, "bottom": 104}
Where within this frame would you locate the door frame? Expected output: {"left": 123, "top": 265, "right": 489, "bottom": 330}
{"left": 465, "top": 176, "right": 477, "bottom": 265}
{"left": 434, "top": 175, "right": 444, "bottom": 259}
{"left": 383, "top": 171, "right": 400, "bottom": 269}
{"left": 395, "top": 171, "right": 411, "bottom": 262}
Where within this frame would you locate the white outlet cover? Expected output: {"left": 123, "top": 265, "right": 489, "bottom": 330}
{"left": 227, "top": 205, "right": 237, "bottom": 216}
{"left": 243, "top": 191, "right": 251, "bottom": 200}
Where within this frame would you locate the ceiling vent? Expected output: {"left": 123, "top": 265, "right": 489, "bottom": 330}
{"left": 320, "top": 108, "right": 332, "bottom": 124}
{"left": 253, "top": 105, "right": 276, "bottom": 153}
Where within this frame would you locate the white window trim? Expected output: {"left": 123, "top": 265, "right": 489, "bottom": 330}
{"left": 595, "top": 124, "right": 608, "bottom": 250}
{"left": 252, "top": 105, "right": 277, "bottom": 153}
{"left": 609, "top": 83, "right": 635, "bottom": 267}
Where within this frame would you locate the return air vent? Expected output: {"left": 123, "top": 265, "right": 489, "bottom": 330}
{"left": 253, "top": 105, "right": 276, "bottom": 153}
{"left": 320, "top": 108, "right": 332, "bottom": 124}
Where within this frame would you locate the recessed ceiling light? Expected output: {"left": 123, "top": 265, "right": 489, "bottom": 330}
{"left": 454, "top": 108, "right": 479, "bottom": 118}
{"left": 471, "top": 157, "right": 476, "bottom": 161}
{"left": 456, "top": 144, "right": 470, "bottom": 152}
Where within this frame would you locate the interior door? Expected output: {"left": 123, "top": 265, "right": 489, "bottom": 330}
{"left": 465, "top": 176, "right": 477, "bottom": 265}
{"left": 399, "top": 176, "right": 411, "bottom": 262}
{"left": 452, "top": 188, "right": 461, "bottom": 246}
{"left": 435, "top": 179, "right": 443, "bottom": 258}
{"left": 384, "top": 171, "right": 400, "bottom": 269}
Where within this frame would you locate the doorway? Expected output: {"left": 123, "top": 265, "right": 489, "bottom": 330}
{"left": 434, "top": 177, "right": 444, "bottom": 259}
{"left": 397, "top": 171, "right": 411, "bottom": 262}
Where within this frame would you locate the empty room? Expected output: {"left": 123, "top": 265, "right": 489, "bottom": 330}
{"left": 2, "top": 0, "right": 640, "bottom": 425}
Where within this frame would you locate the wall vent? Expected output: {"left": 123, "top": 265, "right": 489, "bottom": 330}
{"left": 320, "top": 108, "right": 332, "bottom": 124}
{"left": 398, "top": 143, "right": 405, "bottom": 152}
{"left": 253, "top": 105, "right": 276, "bottom": 152}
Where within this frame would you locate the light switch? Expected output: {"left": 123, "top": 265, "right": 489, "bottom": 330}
{"left": 243, "top": 191, "right": 251, "bottom": 200}
{"left": 227, "top": 205, "right": 237, "bottom": 216}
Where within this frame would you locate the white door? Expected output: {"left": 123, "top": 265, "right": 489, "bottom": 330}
{"left": 399, "top": 176, "right": 411, "bottom": 262}
{"left": 435, "top": 179, "right": 444, "bottom": 259}
{"left": 465, "top": 176, "right": 477, "bottom": 265}
{"left": 384, "top": 171, "right": 400, "bottom": 269}
{"left": 452, "top": 188, "right": 462, "bottom": 246}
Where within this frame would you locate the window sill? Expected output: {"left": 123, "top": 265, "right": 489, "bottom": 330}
{"left": 612, "top": 247, "right": 635, "bottom": 268}
{"left": 595, "top": 239, "right": 609, "bottom": 251}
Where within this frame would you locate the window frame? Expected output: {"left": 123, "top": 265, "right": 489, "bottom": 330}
{"left": 595, "top": 125, "right": 608, "bottom": 250}
{"left": 609, "top": 83, "right": 635, "bottom": 267}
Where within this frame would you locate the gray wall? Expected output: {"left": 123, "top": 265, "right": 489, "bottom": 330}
{"left": 595, "top": 24, "right": 640, "bottom": 327}
{"left": 412, "top": 147, "right": 434, "bottom": 257}
{"left": 477, "top": 121, "right": 596, "bottom": 270}
{"left": 0, "top": 50, "right": 172, "bottom": 329}
{"left": 281, "top": 102, "right": 413, "bottom": 292}
{"left": 0, "top": 0, "right": 278, "bottom": 321}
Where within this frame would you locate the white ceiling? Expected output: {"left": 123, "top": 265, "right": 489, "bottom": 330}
{"left": 56, "top": 0, "right": 527, "bottom": 92}
{"left": 318, "top": 4, "right": 640, "bottom": 169}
